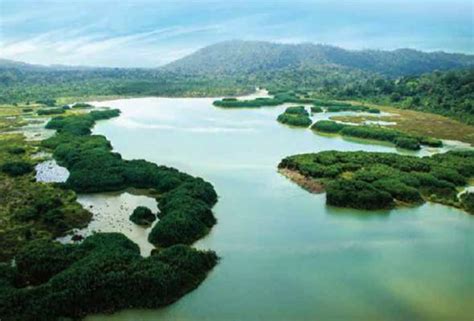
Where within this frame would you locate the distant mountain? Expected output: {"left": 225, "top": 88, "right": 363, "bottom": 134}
{"left": 0, "top": 59, "right": 48, "bottom": 70}
{"left": 162, "top": 40, "right": 474, "bottom": 77}
{"left": 0, "top": 58, "right": 110, "bottom": 71}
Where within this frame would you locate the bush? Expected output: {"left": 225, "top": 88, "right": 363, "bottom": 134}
{"left": 1, "top": 161, "right": 33, "bottom": 176}
{"left": 37, "top": 108, "right": 65, "bottom": 115}
{"left": 213, "top": 91, "right": 312, "bottom": 108}
{"left": 394, "top": 137, "right": 421, "bottom": 150}
{"left": 35, "top": 99, "right": 56, "bottom": 106}
{"left": 312, "top": 120, "right": 436, "bottom": 150}
{"left": 284, "top": 106, "right": 309, "bottom": 116}
{"left": 129, "top": 206, "right": 156, "bottom": 226}
{"left": 311, "top": 106, "right": 323, "bottom": 113}
{"left": 8, "top": 147, "right": 26, "bottom": 154}
{"left": 311, "top": 120, "right": 345, "bottom": 133}
{"left": 72, "top": 102, "right": 93, "bottom": 108}
{"left": 461, "top": 192, "right": 474, "bottom": 214}
{"left": 326, "top": 179, "right": 394, "bottom": 210}
{"left": 277, "top": 112, "right": 312, "bottom": 127}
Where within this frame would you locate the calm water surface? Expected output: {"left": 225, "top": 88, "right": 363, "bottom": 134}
{"left": 84, "top": 96, "right": 473, "bottom": 321}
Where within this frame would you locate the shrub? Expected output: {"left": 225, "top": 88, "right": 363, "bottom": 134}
{"left": 311, "top": 106, "right": 323, "bottom": 113}
{"left": 129, "top": 206, "right": 156, "bottom": 226}
{"left": 1, "top": 161, "right": 33, "bottom": 176}
{"left": 72, "top": 102, "right": 93, "bottom": 108}
{"left": 35, "top": 99, "right": 56, "bottom": 106}
{"left": 326, "top": 179, "right": 394, "bottom": 210}
{"left": 311, "top": 120, "right": 345, "bottom": 133}
{"left": 461, "top": 192, "right": 474, "bottom": 214}
{"left": 394, "top": 137, "right": 421, "bottom": 150}
{"left": 277, "top": 113, "right": 312, "bottom": 127}
{"left": 8, "top": 147, "right": 26, "bottom": 154}
{"left": 284, "top": 106, "right": 309, "bottom": 116}
{"left": 37, "top": 108, "right": 65, "bottom": 115}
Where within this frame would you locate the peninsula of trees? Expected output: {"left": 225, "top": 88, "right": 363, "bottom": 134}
{"left": 278, "top": 150, "right": 474, "bottom": 212}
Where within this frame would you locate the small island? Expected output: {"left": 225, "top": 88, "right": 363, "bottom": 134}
{"left": 277, "top": 106, "right": 312, "bottom": 127}
{"left": 129, "top": 206, "right": 156, "bottom": 226}
{"left": 311, "top": 120, "right": 442, "bottom": 150}
{"left": 213, "top": 90, "right": 313, "bottom": 108}
{"left": 278, "top": 150, "right": 474, "bottom": 212}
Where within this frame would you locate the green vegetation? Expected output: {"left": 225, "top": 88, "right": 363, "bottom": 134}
{"left": 277, "top": 106, "right": 312, "bottom": 127}
{"left": 129, "top": 206, "right": 156, "bottom": 226}
{"left": 213, "top": 91, "right": 312, "bottom": 108}
{"left": 72, "top": 102, "right": 93, "bottom": 108}
{"left": 310, "top": 99, "right": 380, "bottom": 113}
{"left": 311, "top": 120, "right": 346, "bottom": 133}
{"left": 310, "top": 106, "right": 323, "bottom": 113}
{"left": 0, "top": 233, "right": 218, "bottom": 321}
{"left": 149, "top": 179, "right": 218, "bottom": 247}
{"left": 332, "top": 69, "right": 474, "bottom": 125}
{"left": 37, "top": 108, "right": 65, "bottom": 115}
{"left": 35, "top": 99, "right": 56, "bottom": 106}
{"left": 0, "top": 134, "right": 91, "bottom": 261}
{"left": 41, "top": 109, "right": 218, "bottom": 247}
{"left": 311, "top": 120, "right": 442, "bottom": 150}
{"left": 0, "top": 108, "right": 220, "bottom": 320}
{"left": 460, "top": 192, "right": 474, "bottom": 214}
{"left": 0, "top": 67, "right": 252, "bottom": 105}
{"left": 1, "top": 161, "right": 33, "bottom": 176}
{"left": 279, "top": 150, "right": 474, "bottom": 211}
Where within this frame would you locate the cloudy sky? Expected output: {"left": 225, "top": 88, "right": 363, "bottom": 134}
{"left": 0, "top": 0, "right": 472, "bottom": 67}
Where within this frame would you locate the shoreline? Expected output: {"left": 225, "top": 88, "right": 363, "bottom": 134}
{"left": 278, "top": 168, "right": 325, "bottom": 193}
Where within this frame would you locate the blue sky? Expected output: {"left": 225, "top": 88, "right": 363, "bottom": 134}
{"left": 0, "top": 0, "right": 472, "bottom": 67}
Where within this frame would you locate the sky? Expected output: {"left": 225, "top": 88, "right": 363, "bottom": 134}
{"left": 0, "top": 0, "right": 473, "bottom": 67}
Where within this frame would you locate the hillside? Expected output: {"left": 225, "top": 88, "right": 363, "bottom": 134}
{"left": 162, "top": 40, "right": 474, "bottom": 77}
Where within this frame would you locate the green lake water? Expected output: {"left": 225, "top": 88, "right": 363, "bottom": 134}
{"left": 84, "top": 96, "right": 474, "bottom": 321}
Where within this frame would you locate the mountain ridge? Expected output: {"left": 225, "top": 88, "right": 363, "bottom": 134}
{"left": 1, "top": 40, "right": 473, "bottom": 77}
{"left": 161, "top": 40, "right": 474, "bottom": 77}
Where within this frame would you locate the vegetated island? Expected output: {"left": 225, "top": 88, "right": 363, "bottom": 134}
{"left": 277, "top": 106, "right": 312, "bottom": 127}
{"left": 278, "top": 150, "right": 474, "bottom": 213}
{"left": 0, "top": 108, "right": 220, "bottom": 321}
{"left": 213, "top": 90, "right": 312, "bottom": 108}
{"left": 312, "top": 99, "right": 380, "bottom": 113}
{"left": 129, "top": 206, "right": 156, "bottom": 226}
{"left": 312, "top": 120, "right": 442, "bottom": 150}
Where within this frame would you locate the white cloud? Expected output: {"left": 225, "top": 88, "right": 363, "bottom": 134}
{"left": 0, "top": 23, "right": 222, "bottom": 67}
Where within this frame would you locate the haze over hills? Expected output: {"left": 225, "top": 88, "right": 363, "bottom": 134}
{"left": 162, "top": 40, "right": 474, "bottom": 77}
{"left": 1, "top": 40, "right": 474, "bottom": 78}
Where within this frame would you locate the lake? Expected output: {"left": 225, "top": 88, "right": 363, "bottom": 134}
{"left": 84, "top": 95, "right": 473, "bottom": 321}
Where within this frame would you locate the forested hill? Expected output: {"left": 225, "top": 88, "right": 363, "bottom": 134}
{"left": 161, "top": 40, "right": 474, "bottom": 77}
